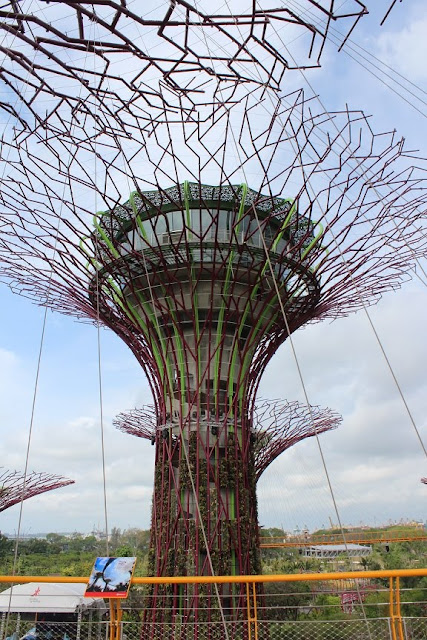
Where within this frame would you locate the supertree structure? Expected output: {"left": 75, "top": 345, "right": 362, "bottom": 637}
{"left": 0, "top": 2, "right": 425, "bottom": 638}
{"left": 0, "top": 468, "right": 74, "bottom": 513}
{"left": 114, "top": 399, "right": 342, "bottom": 481}
{"left": 0, "top": 112, "right": 426, "bottom": 633}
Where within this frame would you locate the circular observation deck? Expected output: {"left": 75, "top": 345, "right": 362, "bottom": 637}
{"left": 89, "top": 182, "right": 322, "bottom": 325}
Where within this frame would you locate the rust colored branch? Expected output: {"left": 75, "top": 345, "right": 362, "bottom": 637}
{"left": 0, "top": 468, "right": 74, "bottom": 513}
{"left": 114, "top": 399, "right": 342, "bottom": 482}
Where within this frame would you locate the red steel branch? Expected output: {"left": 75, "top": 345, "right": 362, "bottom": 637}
{"left": 114, "top": 399, "right": 342, "bottom": 481}
{"left": 0, "top": 468, "right": 74, "bottom": 513}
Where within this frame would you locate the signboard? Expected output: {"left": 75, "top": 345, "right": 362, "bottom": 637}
{"left": 85, "top": 557, "right": 137, "bottom": 598}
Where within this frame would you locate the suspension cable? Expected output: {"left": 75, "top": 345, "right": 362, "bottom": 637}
{"left": 1, "top": 1, "right": 55, "bottom": 625}
{"left": 200, "top": 2, "right": 381, "bottom": 630}
{"left": 262, "top": 12, "right": 427, "bottom": 460}
{"left": 90, "top": 13, "right": 110, "bottom": 555}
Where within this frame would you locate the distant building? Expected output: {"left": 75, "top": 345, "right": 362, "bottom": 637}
{"left": 301, "top": 544, "right": 372, "bottom": 559}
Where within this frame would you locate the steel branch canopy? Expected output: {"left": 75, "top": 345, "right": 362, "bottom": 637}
{"left": 114, "top": 399, "right": 342, "bottom": 481}
{"left": 0, "top": 0, "right": 370, "bottom": 115}
{"left": 0, "top": 468, "right": 74, "bottom": 513}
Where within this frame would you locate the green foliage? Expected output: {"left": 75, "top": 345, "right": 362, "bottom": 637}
{"left": 0, "top": 534, "right": 13, "bottom": 557}
{"left": 309, "top": 592, "right": 348, "bottom": 621}
{"left": 362, "top": 590, "right": 389, "bottom": 618}
{"left": 114, "top": 543, "right": 135, "bottom": 557}
{"left": 263, "top": 581, "right": 312, "bottom": 620}
{"left": 0, "top": 526, "right": 425, "bottom": 627}
{"left": 0, "top": 528, "right": 151, "bottom": 577}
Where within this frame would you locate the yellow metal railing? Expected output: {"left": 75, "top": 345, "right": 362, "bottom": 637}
{"left": 1, "top": 568, "right": 426, "bottom": 640}
{"left": 109, "top": 599, "right": 123, "bottom": 640}
{"left": 246, "top": 581, "right": 258, "bottom": 640}
{"left": 2, "top": 567, "right": 426, "bottom": 584}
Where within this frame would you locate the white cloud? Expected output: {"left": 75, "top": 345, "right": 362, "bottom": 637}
{"left": 339, "top": 463, "right": 395, "bottom": 485}
{"left": 376, "top": 14, "right": 427, "bottom": 82}
{"left": 256, "top": 280, "right": 427, "bottom": 531}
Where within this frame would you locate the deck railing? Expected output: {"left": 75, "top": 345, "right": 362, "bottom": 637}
{"left": 0, "top": 569, "right": 426, "bottom": 640}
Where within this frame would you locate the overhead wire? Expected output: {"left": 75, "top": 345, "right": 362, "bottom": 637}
{"left": 89, "top": 9, "right": 110, "bottom": 556}
{"left": 261, "top": 6, "right": 427, "bottom": 461}
{"left": 283, "top": 0, "right": 427, "bottom": 117}
{"left": 287, "top": 0, "right": 427, "bottom": 296}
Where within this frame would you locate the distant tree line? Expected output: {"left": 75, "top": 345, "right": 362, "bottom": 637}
{"left": 0, "top": 528, "right": 150, "bottom": 576}
{"left": 1, "top": 526, "right": 426, "bottom": 575}
{"left": 0, "top": 526, "right": 425, "bottom": 622}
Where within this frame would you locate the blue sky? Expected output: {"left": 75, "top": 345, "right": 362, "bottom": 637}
{"left": 0, "top": 1, "right": 426, "bottom": 536}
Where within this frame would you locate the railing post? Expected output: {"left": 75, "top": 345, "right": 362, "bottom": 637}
{"left": 389, "top": 577, "right": 405, "bottom": 640}
{"left": 246, "top": 583, "right": 252, "bottom": 640}
{"left": 109, "top": 599, "right": 122, "bottom": 640}
{"left": 395, "top": 577, "right": 405, "bottom": 640}
{"left": 389, "top": 577, "right": 397, "bottom": 640}
{"left": 252, "top": 583, "right": 258, "bottom": 640}
{"left": 245, "top": 582, "right": 258, "bottom": 640}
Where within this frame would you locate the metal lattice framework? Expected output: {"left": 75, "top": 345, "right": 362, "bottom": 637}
{"left": 0, "top": 0, "right": 403, "bottom": 139}
{"left": 114, "top": 399, "right": 342, "bottom": 481}
{"left": 0, "top": 2, "right": 425, "bottom": 637}
{"left": 0, "top": 0, "right": 371, "bottom": 117}
{"left": 251, "top": 400, "right": 342, "bottom": 481}
{"left": 0, "top": 468, "right": 74, "bottom": 513}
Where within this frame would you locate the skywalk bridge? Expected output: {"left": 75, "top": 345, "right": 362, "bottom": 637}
{"left": 260, "top": 528, "right": 427, "bottom": 548}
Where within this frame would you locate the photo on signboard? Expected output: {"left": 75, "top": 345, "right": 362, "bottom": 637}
{"left": 85, "top": 557, "right": 137, "bottom": 598}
